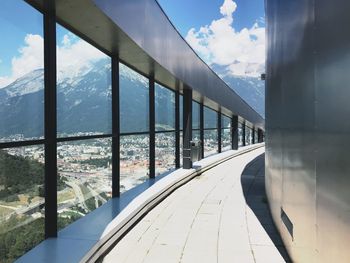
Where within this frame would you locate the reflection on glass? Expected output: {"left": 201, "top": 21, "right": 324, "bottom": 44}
{"left": 120, "top": 63, "right": 149, "bottom": 133}
{"left": 204, "top": 107, "right": 217, "bottom": 129}
{"left": 255, "top": 130, "right": 258, "bottom": 144}
{"left": 0, "top": 146, "right": 45, "bottom": 262}
{"left": 120, "top": 135, "right": 149, "bottom": 193}
{"left": 245, "top": 127, "right": 252, "bottom": 146}
{"left": 192, "top": 130, "right": 200, "bottom": 141}
{"left": 180, "top": 131, "right": 183, "bottom": 167}
{"left": 155, "top": 84, "right": 175, "bottom": 131}
{"left": 192, "top": 101, "right": 200, "bottom": 129}
{"left": 57, "top": 139, "right": 112, "bottom": 230}
{"left": 204, "top": 130, "right": 218, "bottom": 157}
{"left": 155, "top": 133, "right": 175, "bottom": 176}
{"left": 0, "top": 1, "right": 44, "bottom": 142}
{"left": 56, "top": 24, "right": 111, "bottom": 138}
{"left": 238, "top": 122, "right": 244, "bottom": 147}
{"left": 222, "top": 115, "right": 231, "bottom": 129}
{"left": 222, "top": 129, "right": 231, "bottom": 152}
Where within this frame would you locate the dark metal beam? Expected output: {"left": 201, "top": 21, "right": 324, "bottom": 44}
{"left": 232, "top": 116, "right": 239, "bottom": 150}
{"left": 252, "top": 127, "right": 256, "bottom": 144}
{"left": 200, "top": 103, "right": 204, "bottom": 159}
{"left": 149, "top": 77, "right": 155, "bottom": 178}
{"left": 175, "top": 90, "right": 180, "bottom": 169}
{"left": 218, "top": 111, "right": 222, "bottom": 153}
{"left": 111, "top": 56, "right": 120, "bottom": 197}
{"left": 242, "top": 121, "right": 246, "bottom": 147}
{"left": 183, "top": 89, "right": 192, "bottom": 169}
{"left": 43, "top": 0, "right": 57, "bottom": 238}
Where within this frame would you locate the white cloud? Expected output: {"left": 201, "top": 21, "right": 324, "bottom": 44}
{"left": 185, "top": 0, "right": 265, "bottom": 78}
{"left": 0, "top": 34, "right": 43, "bottom": 88}
{"left": 220, "top": 0, "right": 237, "bottom": 17}
{"left": 0, "top": 32, "right": 106, "bottom": 89}
{"left": 56, "top": 33, "right": 106, "bottom": 81}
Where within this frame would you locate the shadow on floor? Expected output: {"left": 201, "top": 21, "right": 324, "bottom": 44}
{"left": 240, "top": 153, "right": 291, "bottom": 262}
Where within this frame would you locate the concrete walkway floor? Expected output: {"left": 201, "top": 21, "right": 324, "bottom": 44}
{"left": 102, "top": 148, "right": 290, "bottom": 263}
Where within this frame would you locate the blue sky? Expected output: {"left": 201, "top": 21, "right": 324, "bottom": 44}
{"left": 157, "top": 0, "right": 265, "bottom": 36}
{"left": 0, "top": 0, "right": 265, "bottom": 88}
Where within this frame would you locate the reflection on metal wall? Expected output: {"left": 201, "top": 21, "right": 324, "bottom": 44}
{"left": 266, "top": 0, "right": 350, "bottom": 262}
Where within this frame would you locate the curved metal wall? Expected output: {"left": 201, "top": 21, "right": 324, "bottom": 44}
{"left": 266, "top": 0, "right": 350, "bottom": 262}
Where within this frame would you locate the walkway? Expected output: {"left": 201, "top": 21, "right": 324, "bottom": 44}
{"left": 102, "top": 148, "right": 290, "bottom": 263}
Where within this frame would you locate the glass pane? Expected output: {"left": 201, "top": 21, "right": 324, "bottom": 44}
{"left": 120, "top": 63, "right": 149, "bottom": 133}
{"left": 57, "top": 139, "right": 112, "bottom": 230}
{"left": 120, "top": 134, "right": 149, "bottom": 193}
{"left": 192, "top": 130, "right": 200, "bottom": 141}
{"left": 255, "top": 130, "right": 258, "bottom": 143}
{"left": 245, "top": 126, "right": 252, "bottom": 146}
{"left": 204, "top": 130, "right": 218, "bottom": 157}
{"left": 222, "top": 115, "right": 231, "bottom": 129}
{"left": 238, "top": 122, "right": 244, "bottom": 147}
{"left": 0, "top": 1, "right": 44, "bottom": 142}
{"left": 222, "top": 129, "right": 231, "bottom": 152}
{"left": 204, "top": 107, "right": 217, "bottom": 129}
{"left": 192, "top": 101, "right": 200, "bottom": 129}
{"left": 155, "top": 132, "right": 175, "bottom": 176}
{"left": 56, "top": 24, "right": 111, "bottom": 138}
{"left": 0, "top": 146, "right": 45, "bottom": 262}
{"left": 180, "top": 131, "right": 183, "bottom": 167}
{"left": 155, "top": 84, "right": 175, "bottom": 131}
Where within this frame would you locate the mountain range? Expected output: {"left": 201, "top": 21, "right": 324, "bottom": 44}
{"left": 0, "top": 59, "right": 264, "bottom": 139}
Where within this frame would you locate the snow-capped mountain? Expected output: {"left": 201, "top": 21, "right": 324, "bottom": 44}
{"left": 222, "top": 75, "right": 265, "bottom": 117}
{"left": 0, "top": 59, "right": 264, "bottom": 139}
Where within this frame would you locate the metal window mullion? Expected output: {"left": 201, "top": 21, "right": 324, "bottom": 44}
{"left": 112, "top": 56, "right": 120, "bottom": 197}
{"left": 242, "top": 121, "right": 246, "bottom": 146}
{"left": 183, "top": 88, "right": 192, "bottom": 169}
{"left": 44, "top": 0, "right": 57, "bottom": 238}
{"left": 200, "top": 103, "right": 204, "bottom": 159}
{"left": 231, "top": 115, "right": 238, "bottom": 150}
{"left": 149, "top": 77, "right": 155, "bottom": 178}
{"left": 218, "top": 111, "right": 222, "bottom": 153}
{"left": 175, "top": 90, "right": 180, "bottom": 168}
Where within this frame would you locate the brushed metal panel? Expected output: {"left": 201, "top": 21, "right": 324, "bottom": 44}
{"left": 314, "top": 0, "right": 350, "bottom": 262}
{"left": 266, "top": 0, "right": 317, "bottom": 262}
{"left": 267, "top": 0, "right": 350, "bottom": 262}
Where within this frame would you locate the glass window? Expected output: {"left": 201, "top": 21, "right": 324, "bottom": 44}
{"left": 57, "top": 138, "right": 112, "bottom": 230}
{"left": 155, "top": 84, "right": 175, "bottom": 131}
{"left": 192, "top": 101, "right": 200, "bottom": 129}
{"left": 204, "top": 107, "right": 217, "bottom": 129}
{"left": 0, "top": 146, "right": 45, "bottom": 262}
{"left": 180, "top": 131, "right": 183, "bottom": 167}
{"left": 245, "top": 126, "right": 252, "bottom": 146}
{"left": 0, "top": 1, "right": 44, "bottom": 142}
{"left": 56, "top": 24, "right": 111, "bottom": 138}
{"left": 155, "top": 132, "right": 175, "bottom": 176}
{"left": 193, "top": 130, "right": 200, "bottom": 141}
{"left": 120, "top": 63, "right": 149, "bottom": 133}
{"left": 221, "top": 129, "right": 231, "bottom": 152}
{"left": 238, "top": 122, "right": 244, "bottom": 147}
{"left": 120, "top": 134, "right": 149, "bottom": 193}
{"left": 204, "top": 130, "right": 218, "bottom": 157}
{"left": 221, "top": 115, "right": 231, "bottom": 129}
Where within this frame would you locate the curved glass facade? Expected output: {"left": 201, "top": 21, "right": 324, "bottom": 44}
{"left": 0, "top": 1, "right": 263, "bottom": 261}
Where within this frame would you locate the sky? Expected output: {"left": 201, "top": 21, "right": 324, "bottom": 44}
{"left": 0, "top": 0, "right": 265, "bottom": 89}
{"left": 157, "top": 0, "right": 266, "bottom": 78}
